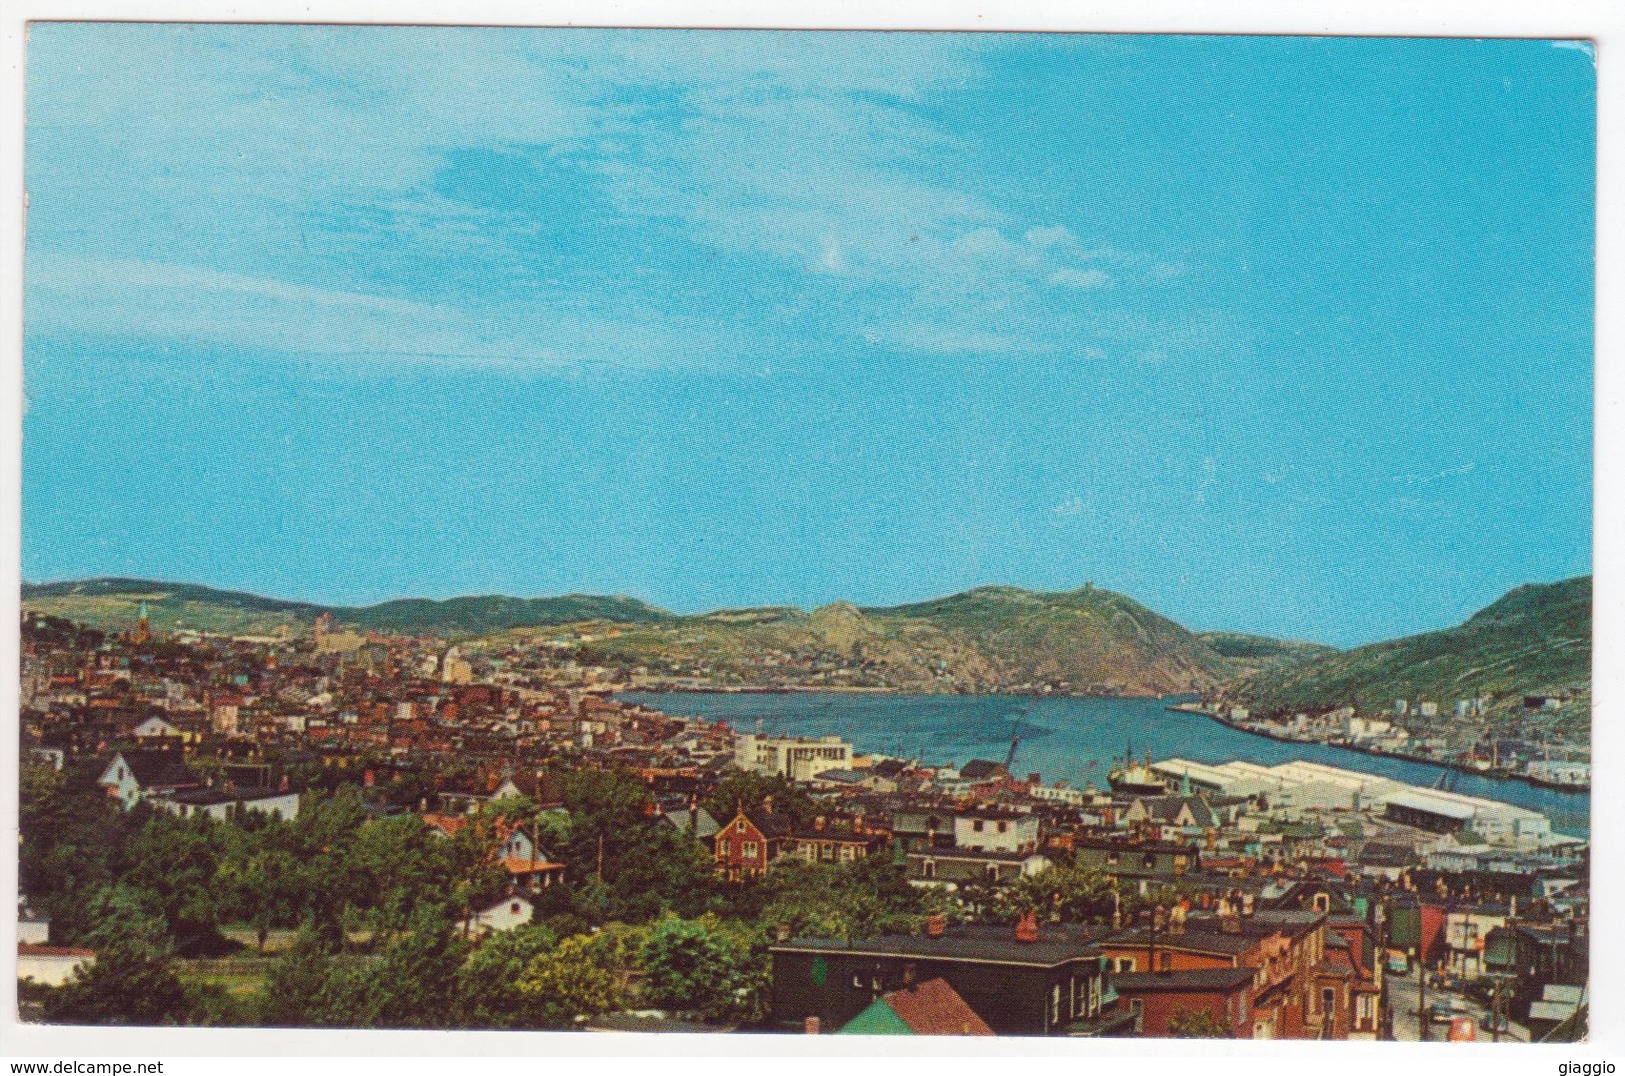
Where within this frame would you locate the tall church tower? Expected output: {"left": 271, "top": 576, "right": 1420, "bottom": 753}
{"left": 132, "top": 601, "right": 151, "bottom": 645}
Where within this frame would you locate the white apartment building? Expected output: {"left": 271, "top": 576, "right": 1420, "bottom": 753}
{"left": 733, "top": 733, "right": 854, "bottom": 782}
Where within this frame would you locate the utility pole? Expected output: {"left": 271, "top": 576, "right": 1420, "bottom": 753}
{"left": 1491, "top": 974, "right": 1503, "bottom": 1043}
{"left": 1417, "top": 940, "right": 1428, "bottom": 1042}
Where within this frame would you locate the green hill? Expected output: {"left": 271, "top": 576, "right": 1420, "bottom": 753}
{"left": 23, "top": 576, "right": 1264, "bottom": 696}
{"left": 551, "top": 583, "right": 1247, "bottom": 696}
{"left": 1197, "top": 631, "right": 1338, "bottom": 677}
{"left": 347, "top": 594, "right": 672, "bottom": 634}
{"left": 20, "top": 578, "right": 673, "bottom": 638}
{"left": 1229, "top": 576, "right": 1591, "bottom": 730}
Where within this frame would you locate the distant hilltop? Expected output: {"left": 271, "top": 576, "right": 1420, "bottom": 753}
{"left": 21, "top": 577, "right": 1324, "bottom": 697}
{"left": 1226, "top": 575, "right": 1591, "bottom": 734}
{"left": 21, "top": 574, "right": 1589, "bottom": 706}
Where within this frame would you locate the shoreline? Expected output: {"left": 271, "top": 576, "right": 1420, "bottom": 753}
{"left": 622, "top": 683, "right": 1173, "bottom": 700}
{"left": 1167, "top": 702, "right": 1591, "bottom": 794}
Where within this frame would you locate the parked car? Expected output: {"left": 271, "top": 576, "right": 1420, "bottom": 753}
{"left": 1429, "top": 1000, "right": 1469, "bottom": 1024}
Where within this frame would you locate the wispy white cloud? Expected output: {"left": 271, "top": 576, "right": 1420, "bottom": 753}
{"left": 27, "top": 255, "right": 721, "bottom": 372}
{"left": 26, "top": 25, "right": 1194, "bottom": 368}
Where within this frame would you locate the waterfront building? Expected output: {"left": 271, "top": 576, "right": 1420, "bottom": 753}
{"left": 1378, "top": 787, "right": 1550, "bottom": 845}
{"left": 734, "top": 732, "right": 854, "bottom": 781}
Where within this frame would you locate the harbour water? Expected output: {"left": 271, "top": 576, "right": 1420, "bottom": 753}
{"left": 622, "top": 691, "right": 1590, "bottom": 838}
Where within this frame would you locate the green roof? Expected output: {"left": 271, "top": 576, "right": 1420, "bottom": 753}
{"left": 837, "top": 997, "right": 916, "bottom": 1035}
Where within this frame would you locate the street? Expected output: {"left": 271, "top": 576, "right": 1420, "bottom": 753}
{"left": 1385, "top": 974, "right": 1530, "bottom": 1043}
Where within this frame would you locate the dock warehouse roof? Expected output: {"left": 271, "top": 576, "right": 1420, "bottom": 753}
{"left": 1380, "top": 790, "right": 1476, "bottom": 821}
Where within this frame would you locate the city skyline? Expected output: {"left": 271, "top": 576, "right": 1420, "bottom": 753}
{"left": 23, "top": 27, "right": 1595, "bottom": 649}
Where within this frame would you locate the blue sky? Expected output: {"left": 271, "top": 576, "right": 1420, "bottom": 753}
{"left": 23, "top": 26, "right": 1594, "bottom": 647}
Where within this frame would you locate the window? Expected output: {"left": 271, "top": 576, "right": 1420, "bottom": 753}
{"left": 737, "top": 820, "right": 747, "bottom": 833}
{"left": 997, "top": 821, "right": 1008, "bottom": 834}
{"left": 1321, "top": 988, "right": 1335, "bottom": 1017}
{"left": 1116, "top": 957, "right": 1137, "bottom": 973}
{"left": 973, "top": 819, "right": 985, "bottom": 832}
{"left": 510, "top": 902, "right": 521, "bottom": 914}
{"left": 1106, "top": 852, "right": 1119, "bottom": 866}
{"left": 1143, "top": 853, "right": 1157, "bottom": 869}
{"left": 1051, "top": 984, "right": 1063, "bottom": 1025}
{"left": 744, "top": 841, "right": 759, "bottom": 858}
{"left": 852, "top": 974, "right": 864, "bottom": 989}
{"left": 1159, "top": 953, "right": 1172, "bottom": 971}
{"left": 922, "top": 859, "right": 936, "bottom": 880}
{"left": 1314, "top": 893, "right": 1330, "bottom": 913}
{"left": 1130, "top": 999, "right": 1144, "bottom": 1033}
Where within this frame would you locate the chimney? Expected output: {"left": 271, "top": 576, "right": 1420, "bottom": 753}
{"left": 763, "top": 796, "right": 774, "bottom": 815}
{"left": 926, "top": 914, "right": 946, "bottom": 938}
{"left": 1015, "top": 909, "right": 1039, "bottom": 943}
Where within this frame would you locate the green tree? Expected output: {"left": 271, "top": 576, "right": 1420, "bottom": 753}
{"left": 369, "top": 902, "right": 470, "bottom": 1028}
{"left": 1168, "top": 1007, "right": 1232, "bottom": 1038}
{"left": 702, "top": 771, "right": 817, "bottom": 830}
{"left": 43, "top": 884, "right": 189, "bottom": 1026}
{"left": 515, "top": 933, "right": 625, "bottom": 1027}
{"left": 998, "top": 865, "right": 1120, "bottom": 924}
{"left": 456, "top": 923, "right": 558, "bottom": 1028}
{"left": 639, "top": 915, "right": 766, "bottom": 1022}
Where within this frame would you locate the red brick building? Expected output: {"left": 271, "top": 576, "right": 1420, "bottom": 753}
{"left": 714, "top": 807, "right": 790, "bottom": 882}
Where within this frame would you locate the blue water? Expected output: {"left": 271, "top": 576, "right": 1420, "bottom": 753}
{"left": 621, "top": 691, "right": 1590, "bottom": 839}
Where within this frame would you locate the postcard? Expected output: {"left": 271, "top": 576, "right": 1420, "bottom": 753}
{"left": 15, "top": 22, "right": 1594, "bottom": 1047}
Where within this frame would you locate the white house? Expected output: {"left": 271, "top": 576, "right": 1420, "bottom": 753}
{"left": 952, "top": 810, "right": 1040, "bottom": 854}
{"left": 155, "top": 787, "right": 301, "bottom": 822}
{"left": 97, "top": 750, "right": 201, "bottom": 809}
{"left": 465, "top": 892, "right": 535, "bottom": 936}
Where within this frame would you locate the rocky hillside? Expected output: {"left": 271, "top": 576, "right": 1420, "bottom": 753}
{"left": 1227, "top": 576, "right": 1591, "bottom": 729}
{"left": 23, "top": 577, "right": 1293, "bottom": 697}
{"left": 529, "top": 583, "right": 1249, "bottom": 696}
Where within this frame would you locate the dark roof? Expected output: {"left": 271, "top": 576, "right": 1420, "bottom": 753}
{"left": 661, "top": 807, "right": 720, "bottom": 839}
{"left": 1105, "top": 927, "right": 1257, "bottom": 956}
{"left": 959, "top": 760, "right": 1010, "bottom": 781}
{"left": 774, "top": 923, "right": 1109, "bottom": 969}
{"left": 1074, "top": 836, "right": 1200, "bottom": 856}
{"left": 166, "top": 787, "right": 239, "bottom": 806}
{"left": 111, "top": 750, "right": 199, "bottom": 790}
{"left": 905, "top": 847, "right": 1047, "bottom": 864}
{"left": 1357, "top": 843, "right": 1417, "bottom": 868}
{"left": 725, "top": 808, "right": 790, "bottom": 839}
{"left": 1111, "top": 967, "right": 1258, "bottom": 993}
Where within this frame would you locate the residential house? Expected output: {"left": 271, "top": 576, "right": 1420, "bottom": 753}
{"left": 788, "top": 818, "right": 891, "bottom": 866}
{"left": 715, "top": 807, "right": 791, "bottom": 882}
{"left": 1111, "top": 967, "right": 1258, "bottom": 1038}
{"left": 97, "top": 749, "right": 201, "bottom": 809}
{"left": 465, "top": 891, "right": 535, "bottom": 936}
{"left": 953, "top": 810, "right": 1040, "bottom": 854}
{"left": 907, "top": 848, "right": 1052, "bottom": 889}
